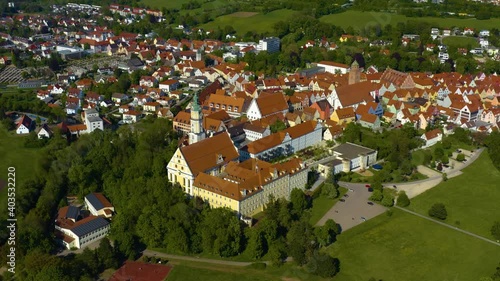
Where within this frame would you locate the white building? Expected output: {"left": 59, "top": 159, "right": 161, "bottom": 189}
{"left": 316, "top": 61, "right": 350, "bottom": 74}
{"left": 123, "top": 110, "right": 142, "bottom": 124}
{"left": 16, "top": 115, "right": 34, "bottom": 134}
{"left": 332, "top": 142, "right": 378, "bottom": 172}
{"left": 84, "top": 108, "right": 104, "bottom": 133}
{"left": 421, "top": 128, "right": 443, "bottom": 148}
{"left": 240, "top": 121, "right": 322, "bottom": 161}
{"left": 243, "top": 123, "right": 271, "bottom": 141}
{"left": 55, "top": 206, "right": 110, "bottom": 249}
{"left": 84, "top": 193, "right": 114, "bottom": 218}
{"left": 37, "top": 124, "right": 53, "bottom": 139}
{"left": 257, "top": 37, "right": 280, "bottom": 53}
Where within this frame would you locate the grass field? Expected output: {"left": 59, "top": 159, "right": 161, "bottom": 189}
{"left": 443, "top": 36, "right": 480, "bottom": 48}
{"left": 408, "top": 152, "right": 500, "bottom": 239}
{"left": 309, "top": 187, "right": 347, "bottom": 226}
{"left": 141, "top": 0, "right": 194, "bottom": 9}
{"left": 321, "top": 10, "right": 500, "bottom": 30}
{"left": 0, "top": 125, "right": 43, "bottom": 219}
{"left": 201, "top": 9, "right": 298, "bottom": 35}
{"left": 166, "top": 260, "right": 329, "bottom": 281}
{"left": 327, "top": 208, "right": 500, "bottom": 281}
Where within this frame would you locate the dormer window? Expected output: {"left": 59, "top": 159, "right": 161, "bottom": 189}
{"left": 216, "top": 104, "right": 220, "bottom": 109}
{"left": 210, "top": 103, "right": 214, "bottom": 107}
{"left": 222, "top": 105, "right": 226, "bottom": 109}
{"left": 228, "top": 106, "right": 232, "bottom": 111}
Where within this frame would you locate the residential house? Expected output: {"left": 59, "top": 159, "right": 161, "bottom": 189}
{"left": 159, "top": 79, "right": 179, "bottom": 92}
{"left": 310, "top": 100, "right": 332, "bottom": 120}
{"left": 246, "top": 94, "right": 289, "bottom": 120}
{"left": 16, "top": 115, "right": 34, "bottom": 134}
{"left": 421, "top": 128, "right": 443, "bottom": 148}
{"left": 123, "top": 110, "right": 142, "bottom": 123}
{"left": 36, "top": 123, "right": 53, "bottom": 139}
{"left": 330, "top": 107, "right": 356, "bottom": 125}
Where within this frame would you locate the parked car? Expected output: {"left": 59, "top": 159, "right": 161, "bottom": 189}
{"left": 367, "top": 201, "right": 374, "bottom": 205}
{"left": 361, "top": 217, "right": 366, "bottom": 221}
{"left": 343, "top": 194, "right": 349, "bottom": 198}
{"left": 365, "top": 184, "right": 371, "bottom": 188}
{"left": 393, "top": 185, "right": 397, "bottom": 189}
{"left": 368, "top": 187, "right": 373, "bottom": 192}
{"left": 340, "top": 199, "right": 345, "bottom": 202}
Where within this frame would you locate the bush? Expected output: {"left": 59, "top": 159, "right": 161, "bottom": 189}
{"left": 369, "top": 190, "right": 383, "bottom": 201}
{"left": 428, "top": 203, "right": 447, "bottom": 220}
{"left": 248, "top": 262, "right": 267, "bottom": 270}
{"left": 381, "top": 193, "right": 394, "bottom": 207}
{"left": 306, "top": 252, "right": 339, "bottom": 278}
{"left": 491, "top": 221, "right": 500, "bottom": 240}
{"left": 456, "top": 153, "right": 465, "bottom": 162}
{"left": 396, "top": 191, "right": 410, "bottom": 207}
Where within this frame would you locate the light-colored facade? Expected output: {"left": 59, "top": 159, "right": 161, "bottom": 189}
{"left": 192, "top": 158, "right": 307, "bottom": 216}
{"left": 84, "top": 108, "right": 104, "bottom": 133}
{"left": 332, "top": 142, "right": 378, "bottom": 172}
{"left": 257, "top": 37, "right": 280, "bottom": 53}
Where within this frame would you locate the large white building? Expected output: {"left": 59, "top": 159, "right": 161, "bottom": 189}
{"left": 316, "top": 61, "right": 350, "bottom": 74}
{"left": 240, "top": 121, "right": 323, "bottom": 161}
{"left": 55, "top": 206, "right": 110, "bottom": 249}
{"left": 257, "top": 37, "right": 280, "bottom": 53}
{"left": 332, "top": 142, "right": 378, "bottom": 172}
{"left": 84, "top": 108, "right": 104, "bottom": 133}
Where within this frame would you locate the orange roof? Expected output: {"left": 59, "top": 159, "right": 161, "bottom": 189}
{"left": 180, "top": 132, "right": 239, "bottom": 176}
{"left": 256, "top": 94, "right": 288, "bottom": 116}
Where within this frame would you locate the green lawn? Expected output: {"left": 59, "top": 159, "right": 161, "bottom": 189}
{"left": 326, "top": 208, "right": 500, "bottom": 281}
{"left": 0, "top": 125, "right": 43, "bottom": 219}
{"left": 408, "top": 152, "right": 500, "bottom": 239}
{"left": 442, "top": 36, "right": 480, "bottom": 48}
{"left": 141, "top": 0, "right": 193, "bottom": 9}
{"left": 321, "top": 10, "right": 500, "bottom": 30}
{"left": 309, "top": 187, "right": 347, "bottom": 225}
{"left": 166, "top": 260, "right": 329, "bottom": 281}
{"left": 201, "top": 9, "right": 298, "bottom": 35}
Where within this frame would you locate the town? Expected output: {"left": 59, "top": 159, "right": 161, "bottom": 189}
{"left": 1, "top": 1, "right": 500, "bottom": 281}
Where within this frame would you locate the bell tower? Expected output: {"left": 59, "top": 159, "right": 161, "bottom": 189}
{"left": 189, "top": 92, "right": 205, "bottom": 144}
{"left": 349, "top": 60, "right": 360, "bottom": 85}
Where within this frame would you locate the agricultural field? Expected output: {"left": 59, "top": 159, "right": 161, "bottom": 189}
{"left": 201, "top": 9, "right": 298, "bottom": 35}
{"left": 408, "top": 152, "right": 500, "bottom": 239}
{"left": 326, "top": 208, "right": 500, "bottom": 281}
{"left": 321, "top": 10, "right": 500, "bottom": 30}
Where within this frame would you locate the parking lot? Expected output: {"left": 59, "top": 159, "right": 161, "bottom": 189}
{"left": 316, "top": 182, "right": 387, "bottom": 231}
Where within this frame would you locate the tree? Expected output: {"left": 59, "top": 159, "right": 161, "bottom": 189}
{"left": 246, "top": 229, "right": 266, "bottom": 260}
{"left": 381, "top": 190, "right": 394, "bottom": 207}
{"left": 321, "top": 182, "right": 338, "bottom": 199}
{"left": 97, "top": 238, "right": 119, "bottom": 269}
{"left": 491, "top": 221, "right": 500, "bottom": 241}
{"left": 199, "top": 208, "right": 243, "bottom": 257}
{"left": 314, "top": 219, "right": 339, "bottom": 247}
{"left": 290, "top": 189, "right": 307, "bottom": 214}
{"left": 270, "top": 119, "right": 287, "bottom": 133}
{"left": 268, "top": 239, "right": 287, "bottom": 267}
{"left": 306, "top": 252, "right": 339, "bottom": 278}
{"left": 369, "top": 189, "right": 383, "bottom": 202}
{"left": 428, "top": 203, "right": 447, "bottom": 220}
{"left": 396, "top": 191, "right": 410, "bottom": 207}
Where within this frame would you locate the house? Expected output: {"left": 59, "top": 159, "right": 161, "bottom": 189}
{"left": 123, "top": 110, "right": 142, "bottom": 123}
{"left": 143, "top": 101, "right": 161, "bottom": 112}
{"left": 421, "top": 128, "right": 443, "bottom": 148}
{"left": 111, "top": 93, "right": 128, "bottom": 106}
{"left": 358, "top": 113, "right": 381, "bottom": 130}
{"left": 332, "top": 142, "right": 378, "bottom": 172}
{"left": 159, "top": 79, "right": 179, "bottom": 92}
{"left": 246, "top": 94, "right": 289, "bottom": 120}
{"left": 243, "top": 123, "right": 271, "bottom": 141}
{"left": 55, "top": 207, "right": 110, "bottom": 249}
{"left": 323, "top": 124, "right": 343, "bottom": 141}
{"left": 167, "top": 132, "right": 239, "bottom": 195}
{"left": 330, "top": 107, "right": 356, "bottom": 125}
{"left": 139, "top": 76, "right": 157, "bottom": 88}
{"left": 16, "top": 115, "right": 34, "bottom": 134}
{"left": 329, "top": 81, "right": 378, "bottom": 110}
{"left": 204, "top": 94, "right": 247, "bottom": 118}
{"left": 84, "top": 193, "right": 114, "bottom": 218}
{"left": 109, "top": 261, "right": 172, "bottom": 281}
{"left": 157, "top": 108, "right": 174, "bottom": 118}
{"left": 37, "top": 123, "right": 53, "bottom": 139}
{"left": 173, "top": 110, "right": 191, "bottom": 134}
{"left": 310, "top": 100, "right": 332, "bottom": 120}
{"left": 84, "top": 108, "right": 104, "bottom": 133}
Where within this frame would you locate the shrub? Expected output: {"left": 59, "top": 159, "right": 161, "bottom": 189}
{"left": 456, "top": 153, "right": 465, "bottom": 162}
{"left": 248, "top": 262, "right": 267, "bottom": 270}
{"left": 396, "top": 191, "right": 410, "bottom": 207}
{"left": 491, "top": 221, "right": 500, "bottom": 240}
{"left": 428, "top": 203, "right": 447, "bottom": 220}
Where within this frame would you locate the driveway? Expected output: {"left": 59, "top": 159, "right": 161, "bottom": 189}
{"left": 316, "top": 182, "right": 386, "bottom": 231}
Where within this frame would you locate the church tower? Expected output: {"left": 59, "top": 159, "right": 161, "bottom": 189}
{"left": 189, "top": 92, "right": 205, "bottom": 144}
{"left": 349, "top": 60, "right": 360, "bottom": 85}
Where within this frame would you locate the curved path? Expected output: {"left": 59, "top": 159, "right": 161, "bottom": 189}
{"left": 395, "top": 206, "right": 500, "bottom": 247}
{"left": 142, "top": 249, "right": 268, "bottom": 266}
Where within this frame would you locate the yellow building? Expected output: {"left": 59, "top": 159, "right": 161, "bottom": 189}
{"left": 193, "top": 158, "right": 307, "bottom": 217}
{"left": 330, "top": 107, "right": 356, "bottom": 125}
{"left": 167, "top": 132, "right": 239, "bottom": 195}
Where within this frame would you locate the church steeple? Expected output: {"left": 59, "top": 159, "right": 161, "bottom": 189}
{"left": 189, "top": 92, "right": 205, "bottom": 144}
{"left": 349, "top": 60, "right": 360, "bottom": 85}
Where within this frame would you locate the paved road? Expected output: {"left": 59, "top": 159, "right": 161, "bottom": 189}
{"left": 395, "top": 206, "right": 500, "bottom": 247}
{"left": 142, "top": 249, "right": 266, "bottom": 266}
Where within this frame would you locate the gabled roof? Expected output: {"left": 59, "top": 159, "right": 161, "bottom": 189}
{"left": 180, "top": 132, "right": 239, "bottom": 176}
{"left": 255, "top": 94, "right": 288, "bottom": 116}
{"left": 85, "top": 193, "right": 113, "bottom": 211}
